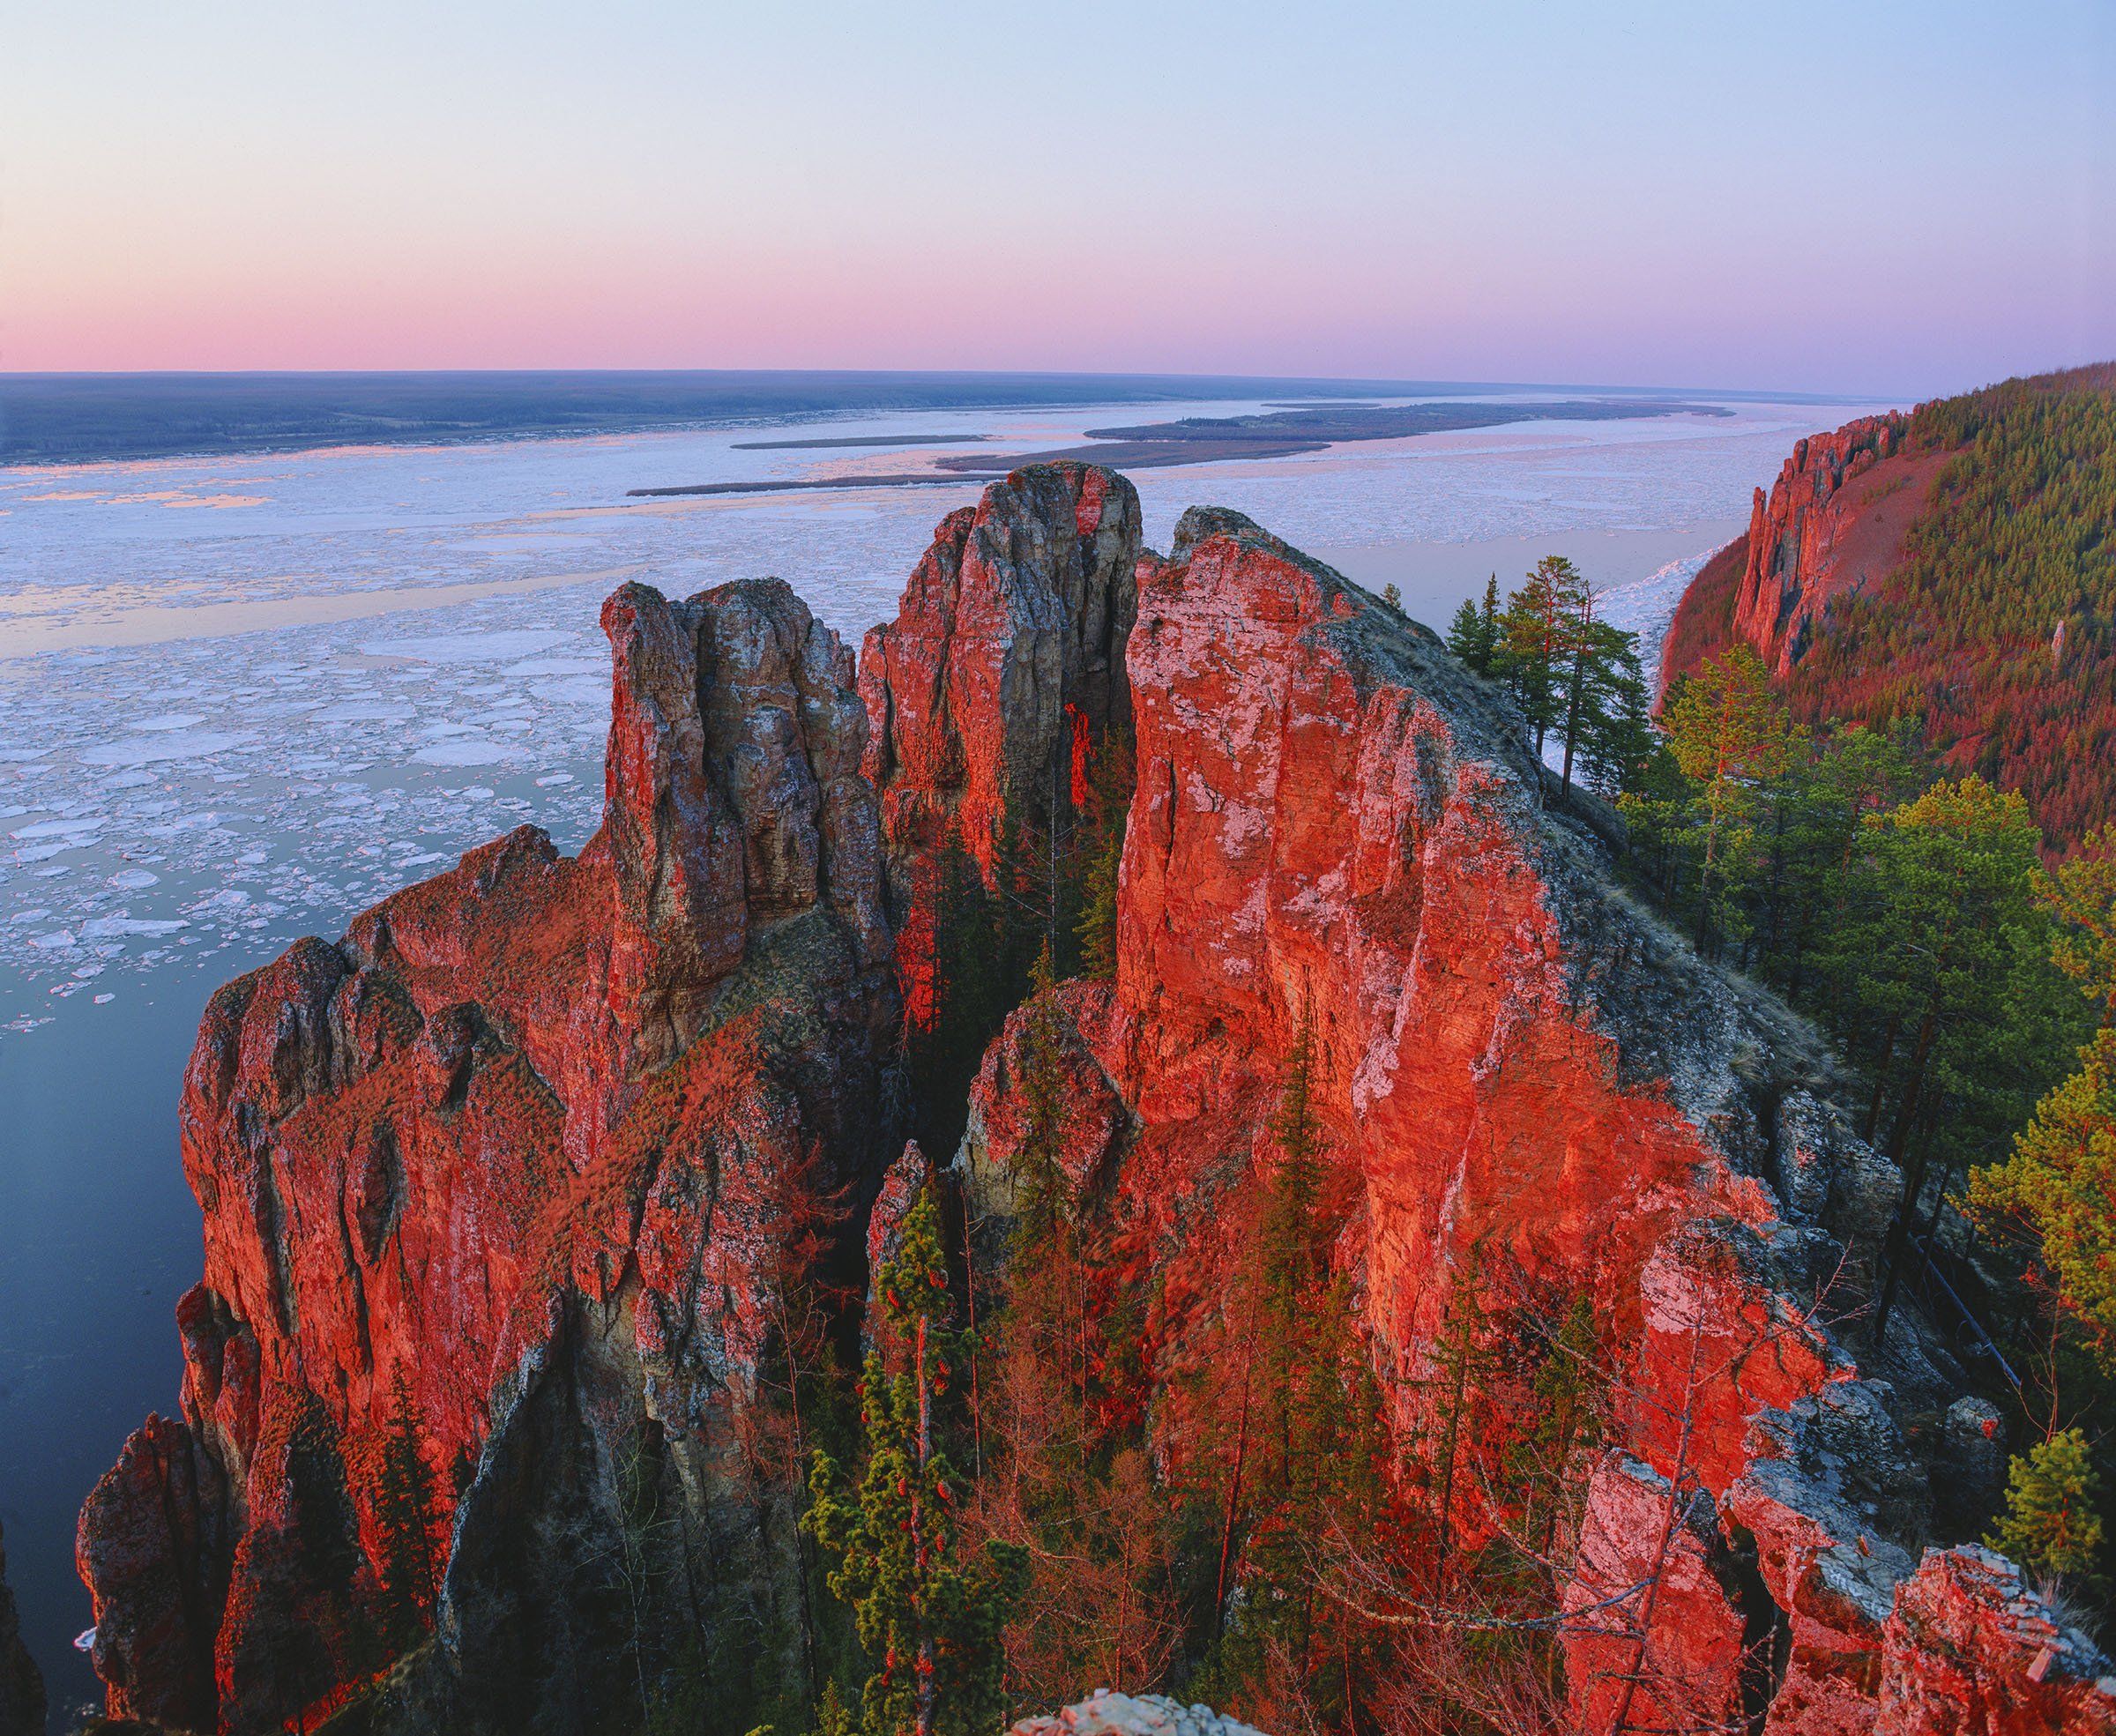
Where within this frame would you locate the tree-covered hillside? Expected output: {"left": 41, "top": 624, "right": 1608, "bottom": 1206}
{"left": 1779, "top": 364, "right": 2116, "bottom": 849}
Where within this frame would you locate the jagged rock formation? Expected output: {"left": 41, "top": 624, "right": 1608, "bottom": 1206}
{"left": 1729, "top": 413, "right": 1927, "bottom": 675}
{"left": 0, "top": 1523, "right": 46, "bottom": 1736}
{"left": 962, "top": 506, "right": 2112, "bottom": 1734}
{"left": 78, "top": 579, "right": 897, "bottom": 1735}
{"left": 1661, "top": 365, "right": 2116, "bottom": 848}
{"left": 858, "top": 461, "right": 1139, "bottom": 909}
{"left": 1009, "top": 1690, "right": 1269, "bottom": 1736}
{"left": 1660, "top": 412, "right": 1939, "bottom": 693}
{"left": 78, "top": 465, "right": 2110, "bottom": 1735}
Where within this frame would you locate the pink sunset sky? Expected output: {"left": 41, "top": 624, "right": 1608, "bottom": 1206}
{"left": 5, "top": 2, "right": 2111, "bottom": 395}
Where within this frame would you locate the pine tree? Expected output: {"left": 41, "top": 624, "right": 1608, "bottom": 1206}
{"left": 1969, "top": 825, "right": 2116, "bottom": 1369}
{"left": 1075, "top": 828, "right": 1121, "bottom": 982}
{"left": 1662, "top": 644, "right": 1794, "bottom": 954}
{"left": 2047, "top": 822, "right": 2116, "bottom": 1021}
{"left": 1196, "top": 1010, "right": 1404, "bottom": 1725}
{"left": 1553, "top": 580, "right": 1602, "bottom": 793}
{"left": 805, "top": 1188, "right": 1026, "bottom": 1736}
{"left": 1988, "top": 1428, "right": 2105, "bottom": 1587}
{"left": 1828, "top": 778, "right": 2059, "bottom": 1338}
{"left": 372, "top": 1367, "right": 443, "bottom": 1654}
{"left": 1569, "top": 621, "right": 1654, "bottom": 799}
{"left": 1507, "top": 1293, "right": 1603, "bottom": 1553}
{"left": 1426, "top": 1242, "right": 1486, "bottom": 1561}
{"left": 1262, "top": 1010, "right": 1325, "bottom": 1300}
{"left": 1446, "top": 578, "right": 1503, "bottom": 676}
{"left": 1445, "top": 600, "right": 1486, "bottom": 671}
{"left": 1499, "top": 556, "right": 1587, "bottom": 756}
{"left": 1010, "top": 944, "right": 1072, "bottom": 1250}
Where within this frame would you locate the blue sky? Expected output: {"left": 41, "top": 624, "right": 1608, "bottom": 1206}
{"left": 4, "top": 0, "right": 2109, "bottom": 392}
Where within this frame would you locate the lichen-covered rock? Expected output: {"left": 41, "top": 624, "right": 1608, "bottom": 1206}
{"left": 963, "top": 980, "right": 1131, "bottom": 1217}
{"left": 1879, "top": 1546, "right": 2116, "bottom": 1734}
{"left": 1009, "top": 1689, "right": 1270, "bottom": 1736}
{"left": 77, "top": 580, "right": 898, "bottom": 1735}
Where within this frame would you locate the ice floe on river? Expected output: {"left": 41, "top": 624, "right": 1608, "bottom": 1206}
{"left": 0, "top": 395, "right": 1884, "bottom": 1028}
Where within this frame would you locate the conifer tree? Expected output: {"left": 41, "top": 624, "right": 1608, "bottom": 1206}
{"left": 1663, "top": 644, "right": 1794, "bottom": 953}
{"left": 1509, "top": 1293, "right": 1603, "bottom": 1553}
{"left": 1447, "top": 577, "right": 1505, "bottom": 676}
{"left": 1426, "top": 1242, "right": 1486, "bottom": 1561}
{"left": 1829, "top": 778, "right": 2057, "bottom": 1337}
{"left": 1075, "top": 828, "right": 1121, "bottom": 982}
{"left": 1988, "top": 1428, "right": 2105, "bottom": 1588}
{"left": 1970, "top": 823, "right": 2116, "bottom": 1369}
{"left": 1194, "top": 1007, "right": 1406, "bottom": 1725}
{"left": 1010, "top": 943, "right": 1072, "bottom": 1251}
{"left": 805, "top": 1189, "right": 1026, "bottom": 1736}
{"left": 1499, "top": 556, "right": 1587, "bottom": 755}
{"left": 373, "top": 1367, "right": 443, "bottom": 1653}
{"left": 1478, "top": 574, "right": 1502, "bottom": 672}
{"left": 1568, "top": 621, "right": 1654, "bottom": 799}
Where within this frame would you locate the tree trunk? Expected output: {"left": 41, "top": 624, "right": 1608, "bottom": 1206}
{"left": 1561, "top": 642, "right": 1586, "bottom": 794}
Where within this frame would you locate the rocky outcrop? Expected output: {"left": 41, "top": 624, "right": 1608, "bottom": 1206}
{"left": 858, "top": 461, "right": 1140, "bottom": 905}
{"left": 1732, "top": 413, "right": 1934, "bottom": 674}
{"left": 1881, "top": 1546, "right": 2116, "bottom": 1733}
{"left": 961, "top": 506, "right": 2101, "bottom": 1734}
{"left": 78, "top": 579, "right": 897, "bottom": 1735}
{"left": 1009, "top": 1691, "right": 1269, "bottom": 1736}
{"left": 1663, "top": 411, "right": 1948, "bottom": 690}
{"left": 0, "top": 1523, "right": 45, "bottom": 1736}
{"left": 78, "top": 467, "right": 2100, "bottom": 1735}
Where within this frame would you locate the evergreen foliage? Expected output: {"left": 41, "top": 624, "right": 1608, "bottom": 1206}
{"left": 1783, "top": 364, "right": 2116, "bottom": 850}
{"left": 1970, "top": 825, "right": 2116, "bottom": 1373}
{"left": 1987, "top": 1428, "right": 2105, "bottom": 1588}
{"left": 805, "top": 1188, "right": 1027, "bottom": 1736}
{"left": 1444, "top": 577, "right": 1501, "bottom": 676}
{"left": 371, "top": 1367, "right": 442, "bottom": 1654}
{"left": 1496, "top": 555, "right": 1584, "bottom": 756}
{"left": 1661, "top": 644, "right": 1796, "bottom": 951}
{"left": 1448, "top": 560, "right": 1654, "bottom": 801}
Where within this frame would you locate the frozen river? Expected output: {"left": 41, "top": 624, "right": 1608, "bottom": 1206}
{"left": 0, "top": 386, "right": 1889, "bottom": 1724}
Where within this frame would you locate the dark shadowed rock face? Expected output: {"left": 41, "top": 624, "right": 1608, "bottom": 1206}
{"left": 77, "top": 578, "right": 897, "bottom": 1736}
{"left": 0, "top": 1524, "right": 46, "bottom": 1736}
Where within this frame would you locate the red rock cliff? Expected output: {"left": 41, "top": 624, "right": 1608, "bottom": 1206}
{"left": 78, "top": 477, "right": 2112, "bottom": 1736}
{"left": 964, "top": 507, "right": 2112, "bottom": 1734}
{"left": 78, "top": 578, "right": 897, "bottom": 1735}
{"left": 858, "top": 460, "right": 1139, "bottom": 898}
{"left": 1662, "top": 411, "right": 1948, "bottom": 691}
